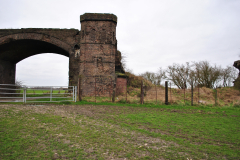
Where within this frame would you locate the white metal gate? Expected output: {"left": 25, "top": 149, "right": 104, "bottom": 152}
{"left": 0, "top": 84, "right": 77, "bottom": 103}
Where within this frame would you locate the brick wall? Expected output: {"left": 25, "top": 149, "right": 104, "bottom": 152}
{"left": 116, "top": 77, "right": 127, "bottom": 95}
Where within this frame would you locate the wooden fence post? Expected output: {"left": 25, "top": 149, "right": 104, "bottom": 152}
{"left": 191, "top": 82, "right": 193, "bottom": 106}
{"left": 215, "top": 89, "right": 218, "bottom": 106}
{"left": 155, "top": 85, "right": 157, "bottom": 104}
{"left": 165, "top": 81, "right": 168, "bottom": 105}
{"left": 140, "top": 80, "right": 144, "bottom": 104}
{"left": 126, "top": 79, "right": 127, "bottom": 102}
{"left": 170, "top": 82, "right": 171, "bottom": 104}
{"left": 198, "top": 83, "right": 199, "bottom": 106}
{"left": 184, "top": 84, "right": 186, "bottom": 105}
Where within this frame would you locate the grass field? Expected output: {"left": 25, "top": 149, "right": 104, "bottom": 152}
{"left": 22, "top": 89, "right": 70, "bottom": 97}
{"left": 0, "top": 103, "right": 239, "bottom": 159}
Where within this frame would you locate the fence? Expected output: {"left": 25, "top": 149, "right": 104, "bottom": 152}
{"left": 79, "top": 80, "right": 240, "bottom": 106}
{"left": 140, "top": 82, "right": 240, "bottom": 106}
{"left": 0, "top": 84, "right": 77, "bottom": 103}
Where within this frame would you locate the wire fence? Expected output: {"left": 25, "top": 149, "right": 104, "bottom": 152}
{"left": 79, "top": 79, "right": 240, "bottom": 106}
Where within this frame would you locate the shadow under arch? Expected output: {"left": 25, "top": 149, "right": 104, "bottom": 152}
{"left": 0, "top": 39, "right": 69, "bottom": 63}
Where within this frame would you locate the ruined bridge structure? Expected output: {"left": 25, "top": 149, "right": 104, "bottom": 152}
{"left": 0, "top": 13, "right": 125, "bottom": 96}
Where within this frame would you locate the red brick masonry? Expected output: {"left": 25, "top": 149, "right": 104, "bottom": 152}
{"left": 116, "top": 77, "right": 127, "bottom": 95}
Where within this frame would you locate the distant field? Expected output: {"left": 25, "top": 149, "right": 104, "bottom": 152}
{"left": 22, "top": 89, "right": 67, "bottom": 94}
{"left": 0, "top": 104, "right": 239, "bottom": 159}
{"left": 20, "top": 89, "right": 72, "bottom": 98}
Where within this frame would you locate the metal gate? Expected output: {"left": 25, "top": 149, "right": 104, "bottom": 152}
{"left": 0, "top": 84, "right": 77, "bottom": 103}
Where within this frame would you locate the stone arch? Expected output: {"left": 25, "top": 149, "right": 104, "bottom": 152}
{"left": 0, "top": 32, "right": 75, "bottom": 84}
{"left": 0, "top": 32, "right": 73, "bottom": 61}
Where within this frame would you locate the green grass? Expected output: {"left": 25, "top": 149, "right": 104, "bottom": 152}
{"left": 0, "top": 109, "right": 85, "bottom": 159}
{"left": 0, "top": 104, "right": 239, "bottom": 159}
{"left": 27, "top": 98, "right": 74, "bottom": 102}
{"left": 19, "top": 89, "right": 66, "bottom": 94}
{"left": 116, "top": 110, "right": 240, "bottom": 158}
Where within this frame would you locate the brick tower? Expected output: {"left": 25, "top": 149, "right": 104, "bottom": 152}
{"left": 79, "top": 13, "right": 117, "bottom": 96}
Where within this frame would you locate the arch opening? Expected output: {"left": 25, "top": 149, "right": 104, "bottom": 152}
{"left": 16, "top": 53, "right": 69, "bottom": 86}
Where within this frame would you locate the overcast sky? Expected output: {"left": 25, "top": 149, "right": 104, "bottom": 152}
{"left": 0, "top": 0, "right": 240, "bottom": 86}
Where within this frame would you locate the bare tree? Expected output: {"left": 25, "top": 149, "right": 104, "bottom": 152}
{"left": 139, "top": 71, "right": 156, "bottom": 84}
{"left": 187, "top": 68, "right": 198, "bottom": 87}
{"left": 138, "top": 60, "right": 237, "bottom": 89}
{"left": 140, "top": 68, "right": 166, "bottom": 85}
{"left": 15, "top": 79, "right": 24, "bottom": 88}
{"left": 165, "top": 62, "right": 190, "bottom": 89}
{"left": 221, "top": 66, "right": 238, "bottom": 87}
{"left": 155, "top": 67, "right": 166, "bottom": 85}
{"left": 193, "top": 61, "right": 222, "bottom": 88}
{"left": 15, "top": 79, "right": 25, "bottom": 94}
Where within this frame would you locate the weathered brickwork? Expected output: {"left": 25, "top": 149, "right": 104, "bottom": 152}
{"left": 116, "top": 77, "right": 127, "bottom": 96}
{"left": 0, "top": 13, "right": 126, "bottom": 96}
{"left": 79, "top": 13, "right": 117, "bottom": 96}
